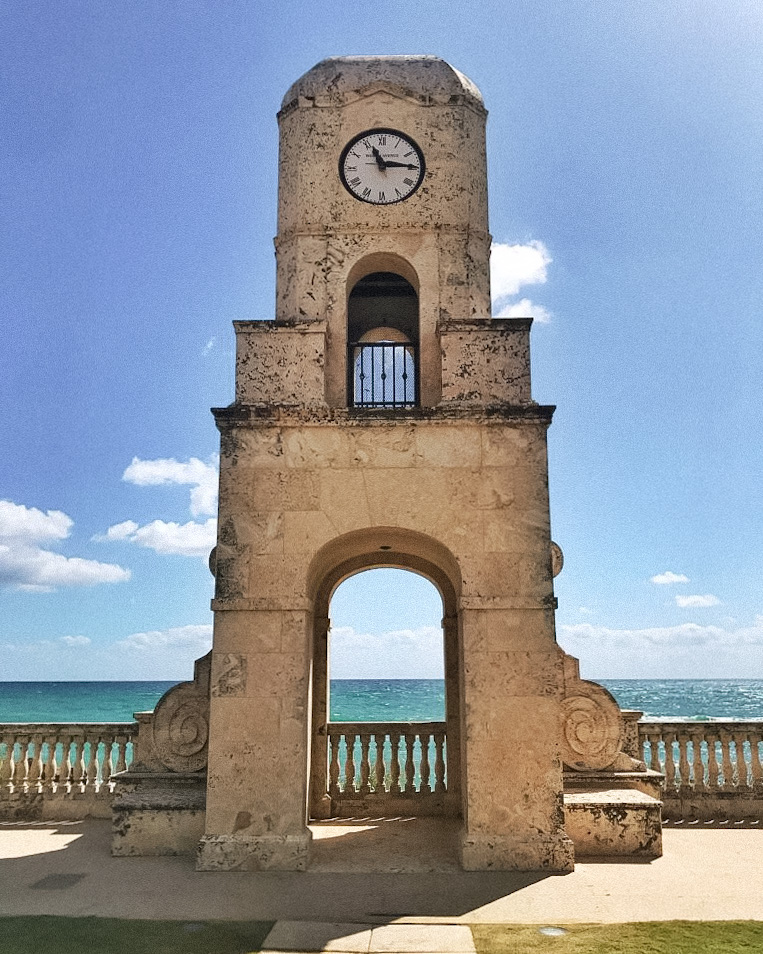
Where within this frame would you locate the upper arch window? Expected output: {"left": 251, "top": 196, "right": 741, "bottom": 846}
{"left": 347, "top": 272, "right": 419, "bottom": 408}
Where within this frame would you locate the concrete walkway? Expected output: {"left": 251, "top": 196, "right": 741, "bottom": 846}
{"left": 1, "top": 818, "right": 762, "bottom": 930}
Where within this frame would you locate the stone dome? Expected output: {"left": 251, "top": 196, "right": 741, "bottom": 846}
{"left": 281, "top": 56, "right": 484, "bottom": 111}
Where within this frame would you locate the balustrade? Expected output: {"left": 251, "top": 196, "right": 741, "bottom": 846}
{"left": 0, "top": 723, "right": 135, "bottom": 812}
{"left": 638, "top": 721, "right": 763, "bottom": 818}
{"left": 326, "top": 722, "right": 447, "bottom": 804}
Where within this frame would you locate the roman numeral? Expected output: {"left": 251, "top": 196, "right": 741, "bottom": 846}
{"left": 395, "top": 188, "right": 402, "bottom": 198}
{"left": 378, "top": 191, "right": 386, "bottom": 201}
{"left": 362, "top": 187, "right": 371, "bottom": 197}
{"left": 362, "top": 139, "right": 371, "bottom": 149}
{"left": 377, "top": 135, "right": 386, "bottom": 145}
{"left": 349, "top": 176, "right": 361, "bottom": 186}
{"left": 345, "top": 165, "right": 357, "bottom": 172}
{"left": 403, "top": 177, "right": 414, "bottom": 186}
{"left": 404, "top": 151, "right": 413, "bottom": 157}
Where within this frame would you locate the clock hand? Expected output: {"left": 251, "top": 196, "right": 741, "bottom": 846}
{"left": 371, "top": 146, "right": 387, "bottom": 170}
{"left": 382, "top": 161, "right": 419, "bottom": 169}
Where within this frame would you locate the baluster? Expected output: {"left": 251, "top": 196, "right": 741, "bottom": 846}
{"left": 69, "top": 739, "right": 84, "bottom": 793}
{"left": 57, "top": 736, "right": 72, "bottom": 793}
{"left": 749, "top": 731, "right": 763, "bottom": 794}
{"left": 344, "top": 733, "right": 356, "bottom": 795}
{"left": 663, "top": 732, "right": 677, "bottom": 794}
{"left": 389, "top": 731, "right": 401, "bottom": 795}
{"left": 373, "top": 732, "right": 386, "bottom": 793}
{"left": 706, "top": 733, "right": 721, "bottom": 790}
{"left": 733, "top": 731, "right": 750, "bottom": 792}
{"left": 404, "top": 733, "right": 416, "bottom": 794}
{"left": 419, "top": 733, "right": 431, "bottom": 795}
{"left": 42, "top": 736, "right": 56, "bottom": 796}
{"left": 1, "top": 734, "right": 15, "bottom": 794}
{"left": 359, "top": 734, "right": 371, "bottom": 796}
{"left": 677, "top": 731, "right": 691, "bottom": 794}
{"left": 26, "top": 734, "right": 43, "bottom": 793}
{"left": 328, "top": 732, "right": 340, "bottom": 798}
{"left": 84, "top": 735, "right": 98, "bottom": 797}
{"left": 720, "top": 731, "right": 735, "bottom": 791}
{"left": 646, "top": 731, "right": 662, "bottom": 773}
{"left": 115, "top": 735, "right": 128, "bottom": 774}
{"left": 12, "top": 736, "right": 29, "bottom": 793}
{"left": 691, "top": 733, "right": 706, "bottom": 792}
{"left": 434, "top": 732, "right": 446, "bottom": 793}
{"left": 100, "top": 734, "right": 114, "bottom": 790}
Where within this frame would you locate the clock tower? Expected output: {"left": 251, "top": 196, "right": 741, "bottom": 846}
{"left": 198, "top": 56, "right": 576, "bottom": 872}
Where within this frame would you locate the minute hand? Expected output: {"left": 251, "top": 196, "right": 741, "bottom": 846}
{"left": 383, "top": 161, "right": 418, "bottom": 169}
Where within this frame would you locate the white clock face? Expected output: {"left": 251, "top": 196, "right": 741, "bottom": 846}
{"left": 339, "top": 128, "right": 425, "bottom": 205}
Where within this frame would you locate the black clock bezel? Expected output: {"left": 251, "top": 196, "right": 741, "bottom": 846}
{"left": 339, "top": 128, "right": 426, "bottom": 205}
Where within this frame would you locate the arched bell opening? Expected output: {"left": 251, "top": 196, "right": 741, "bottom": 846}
{"left": 347, "top": 271, "right": 419, "bottom": 408}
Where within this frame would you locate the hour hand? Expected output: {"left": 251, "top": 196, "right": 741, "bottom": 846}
{"left": 371, "top": 147, "right": 387, "bottom": 170}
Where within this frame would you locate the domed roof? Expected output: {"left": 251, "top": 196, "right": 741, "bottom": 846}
{"left": 281, "top": 56, "right": 484, "bottom": 111}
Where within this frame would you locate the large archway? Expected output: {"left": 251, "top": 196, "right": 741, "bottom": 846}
{"left": 307, "top": 529, "right": 463, "bottom": 823}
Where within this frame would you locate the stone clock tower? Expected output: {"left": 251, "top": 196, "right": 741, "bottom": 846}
{"left": 198, "top": 56, "right": 577, "bottom": 872}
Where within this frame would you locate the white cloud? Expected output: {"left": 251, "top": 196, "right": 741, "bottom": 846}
{"left": 202, "top": 337, "right": 216, "bottom": 356}
{"left": 330, "top": 625, "right": 444, "bottom": 679}
{"left": 490, "top": 241, "right": 551, "bottom": 298}
{"left": 101, "top": 517, "right": 217, "bottom": 557}
{"left": 100, "top": 520, "right": 139, "bottom": 541}
{"left": 59, "top": 635, "right": 91, "bottom": 647}
{"left": 117, "top": 624, "right": 213, "bottom": 652}
{"left": 123, "top": 456, "right": 219, "bottom": 518}
{"left": 0, "top": 500, "right": 131, "bottom": 591}
{"left": 494, "top": 297, "right": 552, "bottom": 323}
{"left": 651, "top": 571, "right": 690, "bottom": 585}
{"left": 0, "top": 500, "right": 72, "bottom": 543}
{"left": 557, "top": 615, "right": 763, "bottom": 679}
{"left": 676, "top": 594, "right": 721, "bottom": 608}
{"left": 98, "top": 456, "right": 220, "bottom": 560}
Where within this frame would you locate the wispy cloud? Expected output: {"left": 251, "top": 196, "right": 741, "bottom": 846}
{"left": 651, "top": 571, "right": 690, "bottom": 585}
{"left": 202, "top": 337, "right": 216, "bottom": 356}
{"left": 675, "top": 594, "right": 721, "bottom": 608}
{"left": 123, "top": 456, "right": 218, "bottom": 518}
{"left": 494, "top": 297, "right": 552, "bottom": 323}
{"left": 330, "top": 625, "right": 445, "bottom": 679}
{"left": 560, "top": 616, "right": 762, "bottom": 648}
{"left": 117, "top": 623, "right": 212, "bottom": 652}
{"left": 102, "top": 518, "right": 218, "bottom": 557}
{"left": 490, "top": 240, "right": 552, "bottom": 323}
{"left": 0, "top": 500, "right": 131, "bottom": 591}
{"left": 97, "top": 456, "right": 219, "bottom": 559}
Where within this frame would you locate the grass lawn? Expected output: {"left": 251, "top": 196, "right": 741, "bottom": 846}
{"left": 0, "top": 916, "right": 273, "bottom": 954}
{"left": 472, "top": 922, "right": 763, "bottom": 954}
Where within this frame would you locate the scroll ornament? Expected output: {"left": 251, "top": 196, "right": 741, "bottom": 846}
{"left": 560, "top": 652, "right": 643, "bottom": 772}
{"left": 151, "top": 652, "right": 211, "bottom": 773}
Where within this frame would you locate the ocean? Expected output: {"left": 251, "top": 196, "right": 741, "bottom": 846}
{"left": 0, "top": 678, "right": 762, "bottom": 723}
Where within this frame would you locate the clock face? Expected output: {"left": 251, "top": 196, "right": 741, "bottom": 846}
{"left": 339, "top": 128, "right": 425, "bottom": 205}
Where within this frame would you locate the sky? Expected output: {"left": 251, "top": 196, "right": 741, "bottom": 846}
{"left": 1, "top": 0, "right": 761, "bottom": 682}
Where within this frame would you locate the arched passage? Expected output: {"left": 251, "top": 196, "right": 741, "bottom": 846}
{"left": 307, "top": 529, "right": 463, "bottom": 821}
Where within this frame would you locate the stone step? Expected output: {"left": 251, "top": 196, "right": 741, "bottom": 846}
{"left": 564, "top": 788, "right": 663, "bottom": 858}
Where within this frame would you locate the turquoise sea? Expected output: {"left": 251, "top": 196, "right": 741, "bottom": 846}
{"left": 0, "top": 679, "right": 762, "bottom": 723}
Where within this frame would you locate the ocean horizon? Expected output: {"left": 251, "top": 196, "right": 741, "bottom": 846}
{"left": 1, "top": 678, "right": 762, "bottom": 724}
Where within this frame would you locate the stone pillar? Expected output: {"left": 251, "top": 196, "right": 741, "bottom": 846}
{"left": 197, "top": 608, "right": 313, "bottom": 870}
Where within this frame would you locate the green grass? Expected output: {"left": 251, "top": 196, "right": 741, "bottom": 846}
{"left": 472, "top": 922, "right": 763, "bottom": 954}
{"left": 0, "top": 916, "right": 273, "bottom": 954}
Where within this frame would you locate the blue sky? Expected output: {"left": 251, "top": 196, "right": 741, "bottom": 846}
{"left": 1, "top": 1, "right": 761, "bottom": 680}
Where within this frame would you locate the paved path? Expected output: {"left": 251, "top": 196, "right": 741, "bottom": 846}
{"left": 1, "top": 819, "right": 762, "bottom": 928}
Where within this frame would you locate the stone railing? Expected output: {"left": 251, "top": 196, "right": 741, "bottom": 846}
{"left": 638, "top": 721, "right": 763, "bottom": 820}
{"left": 0, "top": 723, "right": 136, "bottom": 821}
{"left": 326, "top": 721, "right": 456, "bottom": 816}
